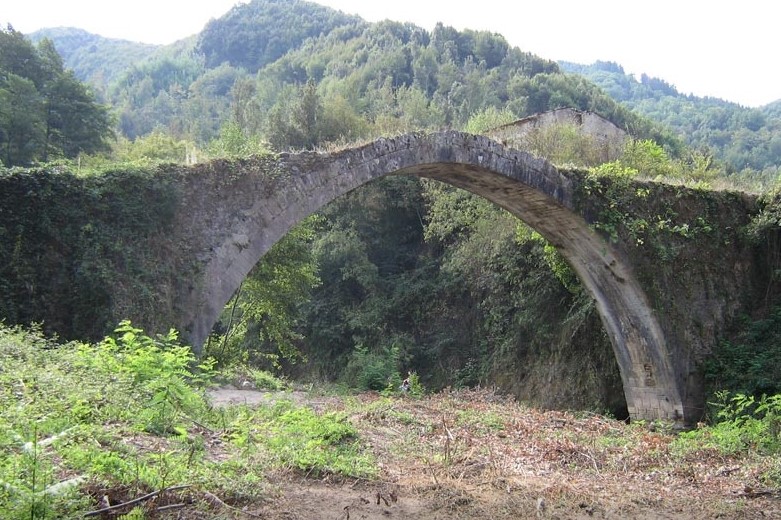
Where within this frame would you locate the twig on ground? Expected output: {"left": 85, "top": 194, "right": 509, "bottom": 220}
{"left": 188, "top": 416, "right": 217, "bottom": 434}
{"left": 155, "top": 503, "right": 187, "bottom": 512}
{"left": 349, "top": 477, "right": 366, "bottom": 488}
{"left": 584, "top": 448, "right": 601, "bottom": 474}
{"left": 442, "top": 415, "right": 454, "bottom": 465}
{"left": 84, "top": 484, "right": 191, "bottom": 517}
{"left": 736, "top": 487, "right": 775, "bottom": 498}
{"left": 301, "top": 466, "right": 316, "bottom": 484}
{"left": 426, "top": 459, "right": 440, "bottom": 488}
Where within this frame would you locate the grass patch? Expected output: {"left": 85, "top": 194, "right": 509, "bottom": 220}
{"left": 0, "top": 322, "right": 376, "bottom": 518}
{"left": 223, "top": 401, "right": 376, "bottom": 478}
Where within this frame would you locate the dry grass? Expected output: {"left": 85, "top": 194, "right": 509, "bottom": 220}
{"left": 241, "top": 387, "right": 781, "bottom": 519}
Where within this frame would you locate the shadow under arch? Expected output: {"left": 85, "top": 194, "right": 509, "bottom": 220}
{"left": 181, "top": 131, "right": 685, "bottom": 423}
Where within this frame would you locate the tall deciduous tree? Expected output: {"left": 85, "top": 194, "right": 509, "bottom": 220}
{"left": 213, "top": 216, "right": 321, "bottom": 367}
{"left": 266, "top": 79, "right": 323, "bottom": 150}
{"left": 0, "top": 26, "right": 112, "bottom": 165}
{"left": 0, "top": 74, "right": 44, "bottom": 165}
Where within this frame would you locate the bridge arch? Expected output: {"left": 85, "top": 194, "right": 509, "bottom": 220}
{"left": 181, "top": 131, "right": 684, "bottom": 422}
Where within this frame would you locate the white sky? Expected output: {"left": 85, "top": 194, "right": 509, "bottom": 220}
{"left": 3, "top": 0, "right": 778, "bottom": 107}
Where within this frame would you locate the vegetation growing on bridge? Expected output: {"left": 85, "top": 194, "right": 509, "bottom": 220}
{"left": 1, "top": 0, "right": 780, "bottom": 425}
{"left": 1, "top": 1, "right": 780, "bottom": 515}
{"left": 704, "top": 191, "right": 781, "bottom": 400}
{"left": 562, "top": 61, "right": 781, "bottom": 182}
{"left": 0, "top": 165, "right": 183, "bottom": 341}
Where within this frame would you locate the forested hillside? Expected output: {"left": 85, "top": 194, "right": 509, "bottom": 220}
{"left": 28, "top": 27, "right": 160, "bottom": 92}
{"left": 765, "top": 99, "right": 781, "bottom": 119}
{"left": 562, "top": 61, "right": 781, "bottom": 183}
{"left": 4, "top": 0, "right": 780, "bottom": 417}
{"left": 32, "top": 0, "right": 677, "bottom": 150}
{"left": 197, "top": 0, "right": 362, "bottom": 71}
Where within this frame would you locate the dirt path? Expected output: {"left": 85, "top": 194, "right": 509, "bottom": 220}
{"left": 204, "top": 387, "right": 781, "bottom": 519}
{"left": 208, "top": 386, "right": 343, "bottom": 411}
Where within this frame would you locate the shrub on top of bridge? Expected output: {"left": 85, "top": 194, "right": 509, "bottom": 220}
{"left": 577, "top": 151, "right": 718, "bottom": 251}
{"left": 747, "top": 188, "right": 781, "bottom": 242}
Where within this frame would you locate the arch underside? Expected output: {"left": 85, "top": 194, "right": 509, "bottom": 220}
{"left": 410, "top": 165, "right": 684, "bottom": 422}
{"left": 184, "top": 132, "right": 687, "bottom": 423}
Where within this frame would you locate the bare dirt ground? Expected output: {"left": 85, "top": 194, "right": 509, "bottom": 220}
{"left": 206, "top": 387, "right": 781, "bottom": 519}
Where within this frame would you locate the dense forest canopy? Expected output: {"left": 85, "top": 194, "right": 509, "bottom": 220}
{"left": 27, "top": 27, "right": 160, "bottom": 92}
{"left": 196, "top": 0, "right": 363, "bottom": 72}
{"left": 2, "top": 0, "right": 780, "bottom": 415}
{"left": 30, "top": 0, "right": 680, "bottom": 155}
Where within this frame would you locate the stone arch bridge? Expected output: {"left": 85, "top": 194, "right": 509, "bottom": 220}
{"left": 167, "top": 131, "right": 762, "bottom": 425}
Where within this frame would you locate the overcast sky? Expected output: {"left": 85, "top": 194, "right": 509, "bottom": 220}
{"left": 3, "top": 0, "right": 778, "bottom": 107}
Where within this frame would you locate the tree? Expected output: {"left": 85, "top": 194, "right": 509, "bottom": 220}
{"left": 42, "top": 70, "right": 113, "bottom": 160}
{"left": 213, "top": 217, "right": 321, "bottom": 367}
{"left": 463, "top": 106, "right": 516, "bottom": 135}
{"left": 207, "top": 120, "right": 268, "bottom": 159}
{"left": 0, "top": 74, "right": 44, "bottom": 165}
{"left": 266, "top": 79, "right": 361, "bottom": 151}
{"left": 0, "top": 27, "right": 112, "bottom": 165}
{"left": 230, "top": 76, "right": 261, "bottom": 134}
{"left": 295, "top": 79, "right": 320, "bottom": 146}
{"left": 112, "top": 130, "right": 194, "bottom": 164}
{"left": 0, "top": 25, "right": 44, "bottom": 87}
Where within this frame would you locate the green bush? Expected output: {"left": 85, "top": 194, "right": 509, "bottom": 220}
{"left": 383, "top": 370, "right": 425, "bottom": 397}
{"left": 677, "top": 392, "right": 781, "bottom": 456}
{"left": 342, "top": 344, "right": 401, "bottom": 391}
{"left": 0, "top": 322, "right": 216, "bottom": 517}
{"left": 223, "top": 400, "right": 375, "bottom": 478}
{"left": 0, "top": 321, "right": 376, "bottom": 518}
{"left": 77, "top": 320, "right": 215, "bottom": 434}
{"left": 705, "top": 307, "right": 781, "bottom": 397}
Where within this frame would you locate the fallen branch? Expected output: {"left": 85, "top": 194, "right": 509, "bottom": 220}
{"left": 442, "top": 415, "right": 454, "bottom": 465}
{"left": 300, "top": 465, "right": 316, "bottom": 484}
{"left": 736, "top": 488, "right": 775, "bottom": 499}
{"left": 188, "top": 416, "right": 217, "bottom": 434}
{"left": 84, "top": 484, "right": 191, "bottom": 517}
{"left": 716, "top": 466, "right": 740, "bottom": 477}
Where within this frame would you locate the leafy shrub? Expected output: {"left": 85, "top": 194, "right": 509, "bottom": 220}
{"left": 223, "top": 401, "right": 375, "bottom": 478}
{"left": 705, "top": 307, "right": 781, "bottom": 397}
{"left": 251, "top": 369, "right": 288, "bottom": 390}
{"left": 383, "top": 370, "right": 425, "bottom": 397}
{"left": 342, "top": 344, "right": 401, "bottom": 391}
{"left": 265, "top": 405, "right": 371, "bottom": 476}
{"left": 677, "top": 392, "right": 781, "bottom": 456}
{"left": 77, "top": 320, "right": 215, "bottom": 434}
{"left": 218, "top": 365, "right": 290, "bottom": 390}
{"left": 0, "top": 321, "right": 376, "bottom": 518}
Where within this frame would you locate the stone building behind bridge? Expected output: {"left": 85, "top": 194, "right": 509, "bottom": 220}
{"left": 488, "top": 108, "right": 628, "bottom": 164}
